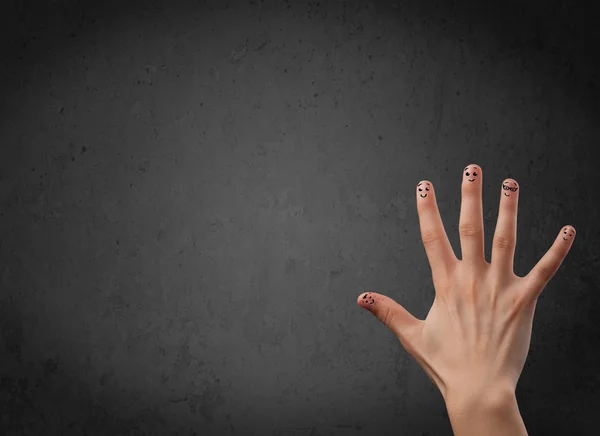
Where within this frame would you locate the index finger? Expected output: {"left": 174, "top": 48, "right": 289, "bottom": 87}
{"left": 416, "top": 180, "right": 458, "bottom": 282}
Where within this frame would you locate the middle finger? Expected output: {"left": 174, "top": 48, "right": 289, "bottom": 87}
{"left": 459, "top": 164, "right": 485, "bottom": 265}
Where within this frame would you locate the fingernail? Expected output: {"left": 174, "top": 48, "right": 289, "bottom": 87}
{"left": 502, "top": 178, "right": 519, "bottom": 198}
{"left": 417, "top": 180, "right": 432, "bottom": 199}
{"left": 463, "top": 164, "right": 481, "bottom": 183}
{"left": 560, "top": 226, "right": 576, "bottom": 242}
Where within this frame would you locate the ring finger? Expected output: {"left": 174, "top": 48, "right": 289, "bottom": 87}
{"left": 491, "top": 178, "right": 520, "bottom": 277}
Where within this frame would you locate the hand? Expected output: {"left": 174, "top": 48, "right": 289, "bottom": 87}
{"left": 357, "top": 163, "right": 576, "bottom": 409}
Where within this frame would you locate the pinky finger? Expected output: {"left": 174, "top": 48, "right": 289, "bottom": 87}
{"left": 523, "top": 225, "right": 576, "bottom": 300}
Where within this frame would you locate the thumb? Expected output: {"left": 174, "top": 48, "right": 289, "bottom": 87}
{"left": 357, "top": 291, "right": 422, "bottom": 342}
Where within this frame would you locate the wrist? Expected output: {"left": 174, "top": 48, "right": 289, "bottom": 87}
{"left": 445, "top": 383, "right": 516, "bottom": 416}
{"left": 445, "top": 386, "right": 528, "bottom": 436}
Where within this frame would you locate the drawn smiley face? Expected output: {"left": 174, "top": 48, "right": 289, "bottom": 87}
{"left": 361, "top": 292, "right": 375, "bottom": 306}
{"left": 417, "top": 181, "right": 431, "bottom": 198}
{"left": 464, "top": 165, "right": 480, "bottom": 182}
{"left": 502, "top": 179, "right": 519, "bottom": 197}
{"left": 562, "top": 227, "right": 575, "bottom": 241}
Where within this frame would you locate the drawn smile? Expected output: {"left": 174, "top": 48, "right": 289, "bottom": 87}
{"left": 464, "top": 166, "right": 479, "bottom": 182}
{"left": 417, "top": 181, "right": 431, "bottom": 199}
{"left": 503, "top": 182, "right": 518, "bottom": 197}
{"left": 562, "top": 228, "right": 575, "bottom": 241}
{"left": 362, "top": 293, "right": 375, "bottom": 305}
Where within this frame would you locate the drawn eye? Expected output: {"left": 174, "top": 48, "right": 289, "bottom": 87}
{"left": 465, "top": 172, "right": 470, "bottom": 176}
{"left": 473, "top": 172, "right": 477, "bottom": 176}
{"left": 564, "top": 231, "right": 567, "bottom": 234}
{"left": 511, "top": 187, "right": 517, "bottom": 191}
{"left": 503, "top": 185, "right": 509, "bottom": 190}
{"left": 418, "top": 188, "right": 422, "bottom": 191}
{"left": 425, "top": 187, "right": 429, "bottom": 191}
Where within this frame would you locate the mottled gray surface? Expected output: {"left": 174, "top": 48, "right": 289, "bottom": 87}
{"left": 1, "top": 0, "right": 599, "bottom": 435}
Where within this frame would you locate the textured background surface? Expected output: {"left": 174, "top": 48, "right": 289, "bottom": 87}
{"left": 1, "top": 0, "right": 599, "bottom": 434}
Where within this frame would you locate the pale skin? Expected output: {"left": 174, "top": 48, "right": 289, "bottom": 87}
{"left": 357, "top": 164, "right": 576, "bottom": 435}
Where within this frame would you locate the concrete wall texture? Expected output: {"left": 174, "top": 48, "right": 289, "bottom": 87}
{"left": 1, "top": 0, "right": 599, "bottom": 434}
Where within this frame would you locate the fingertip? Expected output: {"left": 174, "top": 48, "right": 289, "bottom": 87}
{"left": 559, "top": 225, "right": 576, "bottom": 242}
{"left": 416, "top": 180, "right": 433, "bottom": 200}
{"left": 462, "top": 164, "right": 482, "bottom": 185}
{"left": 357, "top": 291, "right": 377, "bottom": 309}
{"left": 500, "top": 178, "right": 519, "bottom": 202}
{"left": 463, "top": 163, "right": 482, "bottom": 172}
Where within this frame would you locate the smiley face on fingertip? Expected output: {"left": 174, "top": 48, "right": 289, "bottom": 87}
{"left": 562, "top": 226, "right": 575, "bottom": 241}
{"left": 361, "top": 292, "right": 376, "bottom": 305}
{"left": 464, "top": 165, "right": 480, "bottom": 182}
{"left": 502, "top": 179, "right": 519, "bottom": 197}
{"left": 417, "top": 181, "right": 431, "bottom": 198}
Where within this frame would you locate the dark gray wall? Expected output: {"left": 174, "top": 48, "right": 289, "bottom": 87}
{"left": 1, "top": 0, "right": 599, "bottom": 435}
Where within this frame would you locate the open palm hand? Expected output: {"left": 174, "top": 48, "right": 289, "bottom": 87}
{"left": 357, "top": 164, "right": 576, "bottom": 409}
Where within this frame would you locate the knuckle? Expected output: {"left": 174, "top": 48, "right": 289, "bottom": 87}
{"left": 432, "top": 269, "right": 453, "bottom": 292}
{"left": 417, "top": 198, "right": 436, "bottom": 211}
{"left": 534, "top": 264, "right": 555, "bottom": 283}
{"left": 421, "top": 229, "right": 441, "bottom": 246}
{"left": 381, "top": 306, "right": 395, "bottom": 329}
{"left": 458, "top": 223, "right": 483, "bottom": 238}
{"left": 492, "top": 234, "right": 515, "bottom": 251}
{"left": 462, "top": 186, "right": 479, "bottom": 196}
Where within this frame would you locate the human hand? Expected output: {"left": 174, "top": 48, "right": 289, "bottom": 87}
{"left": 357, "top": 163, "right": 576, "bottom": 410}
